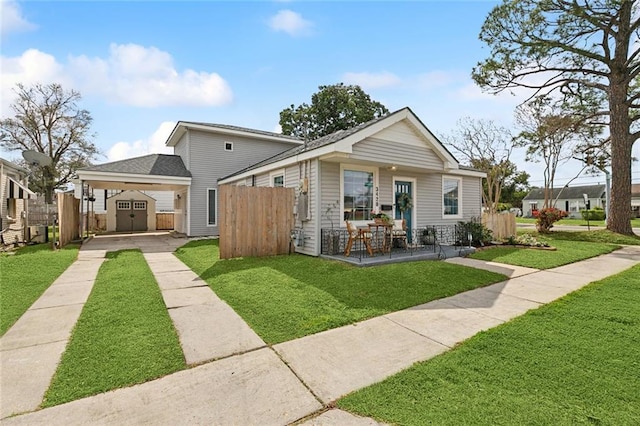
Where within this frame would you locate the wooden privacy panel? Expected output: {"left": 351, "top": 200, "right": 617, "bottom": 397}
{"left": 57, "top": 193, "right": 80, "bottom": 247}
{"left": 482, "top": 212, "right": 516, "bottom": 240}
{"left": 219, "top": 185, "right": 295, "bottom": 259}
{"left": 156, "top": 213, "right": 174, "bottom": 230}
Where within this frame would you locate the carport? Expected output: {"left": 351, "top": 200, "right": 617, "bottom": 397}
{"left": 76, "top": 154, "right": 191, "bottom": 236}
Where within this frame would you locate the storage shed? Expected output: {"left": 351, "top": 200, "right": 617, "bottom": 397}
{"left": 106, "top": 190, "right": 156, "bottom": 232}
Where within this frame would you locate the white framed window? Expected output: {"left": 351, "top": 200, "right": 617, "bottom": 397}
{"left": 340, "top": 164, "right": 379, "bottom": 221}
{"left": 442, "top": 176, "right": 462, "bottom": 218}
{"left": 224, "top": 142, "right": 233, "bottom": 152}
{"left": 133, "top": 201, "right": 147, "bottom": 210}
{"left": 270, "top": 169, "right": 285, "bottom": 187}
{"left": 207, "top": 188, "right": 217, "bottom": 226}
{"left": 117, "top": 201, "right": 131, "bottom": 210}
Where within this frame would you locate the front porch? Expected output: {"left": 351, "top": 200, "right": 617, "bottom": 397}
{"left": 319, "top": 224, "right": 476, "bottom": 266}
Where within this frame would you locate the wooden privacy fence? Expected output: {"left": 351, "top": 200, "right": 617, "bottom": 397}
{"left": 219, "top": 185, "right": 295, "bottom": 259}
{"left": 482, "top": 212, "right": 516, "bottom": 240}
{"left": 58, "top": 193, "right": 80, "bottom": 247}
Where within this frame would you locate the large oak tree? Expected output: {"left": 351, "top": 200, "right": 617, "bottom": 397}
{"left": 279, "top": 83, "right": 389, "bottom": 140}
{"left": 472, "top": 0, "right": 639, "bottom": 235}
{"left": 1, "top": 83, "right": 99, "bottom": 203}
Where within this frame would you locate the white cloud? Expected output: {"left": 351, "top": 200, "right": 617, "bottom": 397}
{"left": 1, "top": 0, "right": 36, "bottom": 37}
{"left": 69, "top": 43, "right": 233, "bottom": 107}
{"left": 107, "top": 121, "right": 175, "bottom": 162}
{"left": 268, "top": 10, "right": 313, "bottom": 37}
{"left": 342, "top": 71, "right": 401, "bottom": 89}
{"left": 0, "top": 49, "right": 69, "bottom": 116}
{"left": 0, "top": 43, "right": 233, "bottom": 110}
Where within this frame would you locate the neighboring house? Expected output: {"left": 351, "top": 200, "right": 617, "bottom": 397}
{"left": 219, "top": 107, "right": 485, "bottom": 257}
{"left": 632, "top": 184, "right": 640, "bottom": 218}
{"left": 1, "top": 157, "right": 36, "bottom": 245}
{"left": 76, "top": 107, "right": 485, "bottom": 256}
{"left": 522, "top": 184, "right": 606, "bottom": 218}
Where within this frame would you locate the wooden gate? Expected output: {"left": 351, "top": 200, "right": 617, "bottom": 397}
{"left": 57, "top": 193, "right": 79, "bottom": 247}
{"left": 219, "top": 185, "right": 295, "bottom": 259}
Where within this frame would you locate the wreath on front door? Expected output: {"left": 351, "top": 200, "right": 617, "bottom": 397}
{"left": 396, "top": 192, "right": 413, "bottom": 213}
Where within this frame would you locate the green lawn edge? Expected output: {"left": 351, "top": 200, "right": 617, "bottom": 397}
{"left": 1, "top": 244, "right": 79, "bottom": 336}
{"left": 468, "top": 239, "right": 620, "bottom": 269}
{"left": 43, "top": 249, "right": 185, "bottom": 407}
{"left": 337, "top": 264, "right": 640, "bottom": 425}
{"left": 175, "top": 239, "right": 507, "bottom": 344}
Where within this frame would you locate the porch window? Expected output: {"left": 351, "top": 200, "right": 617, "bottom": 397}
{"left": 343, "top": 169, "right": 374, "bottom": 220}
{"left": 443, "top": 177, "right": 461, "bottom": 217}
{"left": 207, "top": 188, "right": 216, "bottom": 226}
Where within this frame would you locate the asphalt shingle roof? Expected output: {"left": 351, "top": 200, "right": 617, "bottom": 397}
{"left": 182, "top": 122, "right": 302, "bottom": 142}
{"left": 80, "top": 154, "right": 191, "bottom": 177}
{"left": 523, "top": 184, "right": 605, "bottom": 200}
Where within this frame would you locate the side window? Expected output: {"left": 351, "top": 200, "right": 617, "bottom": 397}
{"left": 443, "top": 177, "right": 461, "bottom": 217}
{"left": 207, "top": 188, "right": 217, "bottom": 226}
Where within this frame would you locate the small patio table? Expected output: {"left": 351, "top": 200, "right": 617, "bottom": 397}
{"left": 367, "top": 223, "right": 392, "bottom": 254}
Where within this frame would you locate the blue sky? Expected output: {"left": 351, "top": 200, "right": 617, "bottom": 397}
{"left": 1, "top": 0, "right": 638, "bottom": 188}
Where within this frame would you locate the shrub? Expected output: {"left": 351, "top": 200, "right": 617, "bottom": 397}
{"left": 535, "top": 207, "right": 568, "bottom": 233}
{"left": 457, "top": 219, "right": 493, "bottom": 246}
{"left": 581, "top": 208, "right": 606, "bottom": 221}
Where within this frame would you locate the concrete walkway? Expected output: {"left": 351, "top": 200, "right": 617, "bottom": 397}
{"left": 2, "top": 234, "right": 638, "bottom": 425}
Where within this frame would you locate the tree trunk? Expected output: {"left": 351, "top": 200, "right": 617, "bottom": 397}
{"left": 606, "top": 3, "right": 634, "bottom": 236}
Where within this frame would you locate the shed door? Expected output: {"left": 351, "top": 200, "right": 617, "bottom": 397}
{"left": 116, "top": 200, "right": 148, "bottom": 232}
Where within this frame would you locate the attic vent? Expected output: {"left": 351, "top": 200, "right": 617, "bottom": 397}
{"left": 224, "top": 142, "right": 233, "bottom": 151}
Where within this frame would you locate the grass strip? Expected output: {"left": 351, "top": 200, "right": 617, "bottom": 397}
{"left": 43, "top": 249, "right": 185, "bottom": 407}
{"left": 338, "top": 264, "right": 640, "bottom": 425}
{"left": 469, "top": 239, "right": 618, "bottom": 269}
{"left": 175, "top": 239, "right": 506, "bottom": 344}
{"left": 1, "top": 244, "right": 78, "bottom": 335}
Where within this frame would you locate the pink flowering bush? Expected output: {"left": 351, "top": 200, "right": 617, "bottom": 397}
{"left": 534, "top": 207, "right": 568, "bottom": 233}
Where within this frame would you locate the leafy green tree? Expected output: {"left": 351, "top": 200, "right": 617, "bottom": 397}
{"left": 472, "top": 0, "right": 639, "bottom": 235}
{"left": 0, "top": 83, "right": 99, "bottom": 203}
{"left": 444, "top": 117, "right": 518, "bottom": 213}
{"left": 279, "top": 83, "right": 389, "bottom": 140}
{"left": 500, "top": 171, "right": 531, "bottom": 209}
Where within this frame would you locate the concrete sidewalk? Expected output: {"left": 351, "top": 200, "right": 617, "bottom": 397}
{"left": 2, "top": 236, "right": 638, "bottom": 425}
{"left": 0, "top": 247, "right": 106, "bottom": 419}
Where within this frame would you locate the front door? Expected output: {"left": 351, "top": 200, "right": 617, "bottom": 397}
{"left": 116, "top": 200, "right": 148, "bottom": 232}
{"left": 394, "top": 180, "right": 413, "bottom": 241}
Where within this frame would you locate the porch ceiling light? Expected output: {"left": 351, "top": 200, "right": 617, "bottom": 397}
{"left": 387, "top": 165, "right": 398, "bottom": 171}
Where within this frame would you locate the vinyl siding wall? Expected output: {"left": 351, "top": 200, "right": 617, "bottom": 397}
{"left": 351, "top": 137, "right": 443, "bottom": 169}
{"left": 184, "top": 130, "right": 298, "bottom": 237}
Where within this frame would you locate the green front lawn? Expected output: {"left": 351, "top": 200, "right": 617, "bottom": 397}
{"left": 338, "top": 264, "right": 640, "bottom": 425}
{"left": 175, "top": 240, "right": 507, "bottom": 344}
{"left": 43, "top": 250, "right": 185, "bottom": 407}
{"left": 468, "top": 239, "right": 619, "bottom": 269}
{"left": 0, "top": 244, "right": 79, "bottom": 336}
{"left": 516, "top": 217, "right": 640, "bottom": 228}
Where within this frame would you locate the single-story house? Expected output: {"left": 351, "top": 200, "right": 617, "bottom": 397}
{"left": 1, "top": 157, "right": 36, "bottom": 245}
{"left": 218, "top": 107, "right": 485, "bottom": 256}
{"left": 76, "top": 107, "right": 485, "bottom": 256}
{"left": 522, "top": 184, "right": 606, "bottom": 218}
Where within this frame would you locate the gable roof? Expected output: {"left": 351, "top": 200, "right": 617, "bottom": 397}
{"left": 165, "top": 121, "right": 302, "bottom": 147}
{"left": 79, "top": 154, "right": 191, "bottom": 177}
{"left": 219, "top": 107, "right": 461, "bottom": 183}
{"left": 523, "top": 184, "right": 606, "bottom": 200}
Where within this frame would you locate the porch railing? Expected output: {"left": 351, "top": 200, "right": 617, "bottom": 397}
{"left": 320, "top": 224, "right": 473, "bottom": 261}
